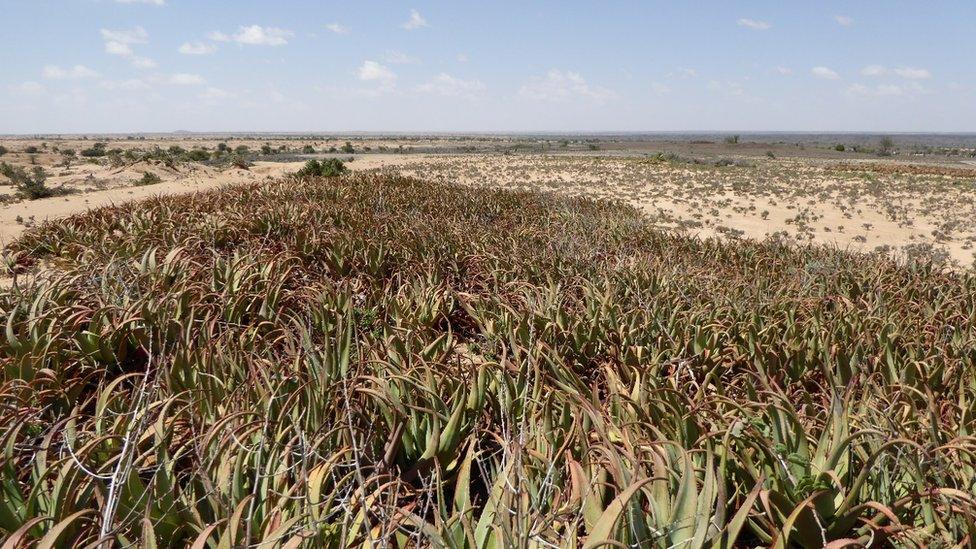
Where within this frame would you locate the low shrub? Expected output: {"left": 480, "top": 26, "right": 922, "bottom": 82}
{"left": 134, "top": 172, "right": 162, "bottom": 186}
{"left": 295, "top": 158, "right": 347, "bottom": 177}
{"left": 0, "top": 162, "right": 70, "bottom": 199}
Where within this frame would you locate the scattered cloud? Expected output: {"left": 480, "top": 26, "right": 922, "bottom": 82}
{"left": 861, "top": 64, "right": 886, "bottom": 77}
{"left": 401, "top": 9, "right": 428, "bottom": 30}
{"left": 847, "top": 80, "right": 927, "bottom": 98}
{"left": 99, "top": 78, "right": 150, "bottom": 91}
{"left": 650, "top": 82, "right": 670, "bottom": 95}
{"left": 325, "top": 23, "right": 349, "bottom": 35}
{"left": 114, "top": 0, "right": 165, "bottom": 4}
{"left": 775, "top": 66, "right": 793, "bottom": 75}
{"left": 519, "top": 69, "right": 616, "bottom": 103}
{"left": 861, "top": 65, "right": 932, "bottom": 79}
{"left": 708, "top": 80, "right": 745, "bottom": 97}
{"left": 210, "top": 25, "right": 294, "bottom": 46}
{"left": 129, "top": 56, "right": 157, "bottom": 69}
{"left": 737, "top": 18, "right": 771, "bottom": 30}
{"left": 9, "top": 81, "right": 45, "bottom": 95}
{"left": 383, "top": 50, "right": 419, "bottom": 64}
{"left": 100, "top": 26, "right": 155, "bottom": 68}
{"left": 169, "top": 73, "right": 205, "bottom": 85}
{"left": 200, "top": 87, "right": 233, "bottom": 100}
{"left": 100, "top": 26, "right": 149, "bottom": 45}
{"left": 834, "top": 15, "right": 854, "bottom": 26}
{"left": 811, "top": 66, "right": 840, "bottom": 80}
{"left": 179, "top": 41, "right": 217, "bottom": 55}
{"left": 105, "top": 41, "right": 133, "bottom": 56}
{"left": 672, "top": 67, "right": 697, "bottom": 78}
{"left": 456, "top": 53, "right": 469, "bottom": 63}
{"left": 894, "top": 67, "right": 931, "bottom": 79}
{"left": 416, "top": 73, "right": 485, "bottom": 98}
{"left": 358, "top": 61, "right": 396, "bottom": 83}
{"left": 43, "top": 64, "right": 98, "bottom": 80}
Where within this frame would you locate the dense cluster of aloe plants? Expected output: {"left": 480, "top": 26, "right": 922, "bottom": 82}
{"left": 1, "top": 174, "right": 975, "bottom": 547}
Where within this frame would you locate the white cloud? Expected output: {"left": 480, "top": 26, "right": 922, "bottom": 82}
{"left": 848, "top": 81, "right": 927, "bottom": 97}
{"left": 358, "top": 60, "right": 396, "bottom": 83}
{"left": 737, "top": 18, "right": 771, "bottom": 30}
{"left": 775, "top": 66, "right": 793, "bottom": 75}
{"left": 811, "top": 66, "right": 840, "bottom": 80}
{"left": 325, "top": 23, "right": 349, "bottom": 35}
{"left": 169, "top": 73, "right": 205, "bottom": 85}
{"left": 104, "top": 41, "right": 133, "bottom": 56}
{"left": 100, "top": 26, "right": 149, "bottom": 45}
{"left": 179, "top": 41, "right": 217, "bottom": 55}
{"left": 401, "top": 9, "right": 428, "bottom": 30}
{"left": 519, "top": 69, "right": 616, "bottom": 103}
{"left": 417, "top": 73, "right": 485, "bottom": 98}
{"left": 860, "top": 65, "right": 932, "bottom": 79}
{"left": 9, "top": 81, "right": 45, "bottom": 94}
{"left": 200, "top": 87, "right": 233, "bottom": 100}
{"left": 210, "top": 25, "right": 294, "bottom": 46}
{"left": 99, "top": 78, "right": 150, "bottom": 91}
{"left": 130, "top": 56, "right": 157, "bottom": 69}
{"left": 114, "top": 0, "right": 165, "bottom": 4}
{"left": 675, "top": 67, "right": 697, "bottom": 78}
{"left": 43, "top": 64, "right": 98, "bottom": 80}
{"left": 456, "top": 53, "right": 469, "bottom": 63}
{"left": 847, "top": 83, "right": 904, "bottom": 97}
{"left": 861, "top": 64, "right": 887, "bottom": 76}
{"left": 100, "top": 26, "right": 155, "bottom": 68}
{"left": 356, "top": 61, "right": 397, "bottom": 95}
{"left": 650, "top": 82, "right": 670, "bottom": 95}
{"left": 708, "top": 80, "right": 745, "bottom": 97}
{"left": 834, "top": 15, "right": 854, "bottom": 26}
{"left": 893, "top": 67, "right": 931, "bottom": 80}
{"left": 384, "top": 50, "right": 419, "bottom": 64}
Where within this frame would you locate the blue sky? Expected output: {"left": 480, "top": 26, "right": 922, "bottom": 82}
{"left": 1, "top": 0, "right": 973, "bottom": 133}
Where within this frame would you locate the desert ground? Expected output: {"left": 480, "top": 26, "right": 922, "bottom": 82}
{"left": 2, "top": 134, "right": 976, "bottom": 267}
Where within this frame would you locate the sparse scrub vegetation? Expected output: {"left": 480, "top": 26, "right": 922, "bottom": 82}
{"left": 134, "top": 171, "right": 162, "bottom": 186}
{"left": 1, "top": 174, "right": 975, "bottom": 546}
{"left": 295, "top": 157, "right": 347, "bottom": 177}
{"left": 231, "top": 154, "right": 252, "bottom": 170}
{"left": 184, "top": 148, "right": 210, "bottom": 162}
{"left": 80, "top": 142, "right": 108, "bottom": 157}
{"left": 0, "top": 161, "right": 71, "bottom": 199}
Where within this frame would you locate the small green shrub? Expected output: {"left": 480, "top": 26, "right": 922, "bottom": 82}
{"left": 878, "top": 136, "right": 895, "bottom": 157}
{"left": 80, "top": 143, "right": 107, "bottom": 157}
{"left": 296, "top": 158, "right": 347, "bottom": 177}
{"left": 835, "top": 144, "right": 846, "bottom": 152}
{"left": 134, "top": 172, "right": 162, "bottom": 186}
{"left": 0, "top": 162, "right": 68, "bottom": 200}
{"left": 24, "top": 146, "right": 39, "bottom": 154}
{"left": 341, "top": 141, "right": 355, "bottom": 154}
{"left": 302, "top": 145, "right": 316, "bottom": 154}
{"left": 185, "top": 149, "right": 210, "bottom": 162}
{"left": 0, "top": 146, "right": 7, "bottom": 156}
